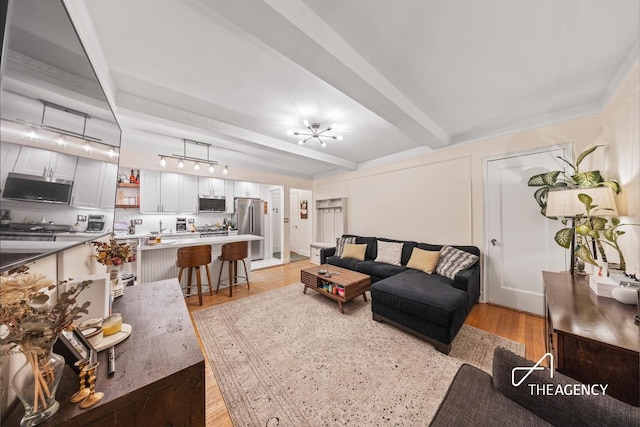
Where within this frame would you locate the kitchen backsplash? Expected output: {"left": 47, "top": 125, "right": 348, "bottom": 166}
{"left": 114, "top": 211, "right": 233, "bottom": 234}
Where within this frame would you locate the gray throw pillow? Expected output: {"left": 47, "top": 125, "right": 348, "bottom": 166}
{"left": 335, "top": 237, "right": 355, "bottom": 258}
{"left": 435, "top": 245, "right": 478, "bottom": 279}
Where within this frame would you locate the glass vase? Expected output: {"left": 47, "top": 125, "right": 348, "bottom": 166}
{"left": 108, "top": 264, "right": 122, "bottom": 288}
{"left": 12, "top": 347, "right": 65, "bottom": 426}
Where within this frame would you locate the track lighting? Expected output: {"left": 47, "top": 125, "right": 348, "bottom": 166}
{"left": 158, "top": 139, "right": 228, "bottom": 175}
{"left": 13, "top": 100, "right": 119, "bottom": 158}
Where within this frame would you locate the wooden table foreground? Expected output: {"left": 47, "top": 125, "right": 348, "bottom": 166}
{"left": 6, "top": 279, "right": 205, "bottom": 426}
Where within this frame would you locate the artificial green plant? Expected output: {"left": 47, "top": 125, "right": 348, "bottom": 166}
{"left": 553, "top": 192, "right": 636, "bottom": 271}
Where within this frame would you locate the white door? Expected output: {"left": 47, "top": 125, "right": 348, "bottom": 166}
{"left": 271, "top": 188, "right": 282, "bottom": 254}
{"left": 485, "top": 146, "right": 569, "bottom": 315}
{"left": 290, "top": 190, "right": 299, "bottom": 254}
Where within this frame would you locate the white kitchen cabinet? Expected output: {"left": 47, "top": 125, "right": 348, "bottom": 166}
{"left": 72, "top": 157, "right": 105, "bottom": 209}
{"left": 13, "top": 145, "right": 77, "bottom": 180}
{"left": 140, "top": 170, "right": 190, "bottom": 213}
{"left": 198, "top": 177, "right": 225, "bottom": 197}
{"left": 225, "top": 180, "right": 235, "bottom": 213}
{"left": 180, "top": 174, "right": 199, "bottom": 213}
{"left": 234, "top": 180, "right": 261, "bottom": 198}
{"left": 140, "top": 170, "right": 161, "bottom": 213}
{"left": 160, "top": 172, "right": 180, "bottom": 213}
{"left": 0, "top": 142, "right": 20, "bottom": 192}
{"left": 100, "top": 163, "right": 118, "bottom": 210}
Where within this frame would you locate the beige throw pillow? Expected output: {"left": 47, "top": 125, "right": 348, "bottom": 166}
{"left": 341, "top": 243, "right": 367, "bottom": 261}
{"left": 407, "top": 248, "right": 440, "bottom": 274}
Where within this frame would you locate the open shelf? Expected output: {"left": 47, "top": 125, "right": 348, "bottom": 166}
{"left": 115, "top": 204, "right": 140, "bottom": 209}
{"left": 117, "top": 183, "right": 139, "bottom": 188}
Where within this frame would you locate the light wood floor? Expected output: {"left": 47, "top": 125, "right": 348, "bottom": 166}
{"left": 186, "top": 260, "right": 546, "bottom": 427}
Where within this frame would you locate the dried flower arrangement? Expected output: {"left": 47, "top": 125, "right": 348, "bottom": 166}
{"left": 0, "top": 265, "right": 91, "bottom": 413}
{"left": 91, "top": 235, "right": 136, "bottom": 266}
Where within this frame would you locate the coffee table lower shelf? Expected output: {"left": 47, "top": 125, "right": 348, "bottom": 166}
{"left": 301, "top": 266, "right": 370, "bottom": 314}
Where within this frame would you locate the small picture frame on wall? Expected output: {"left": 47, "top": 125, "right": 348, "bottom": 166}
{"left": 54, "top": 328, "right": 95, "bottom": 373}
{"left": 300, "top": 200, "right": 308, "bottom": 219}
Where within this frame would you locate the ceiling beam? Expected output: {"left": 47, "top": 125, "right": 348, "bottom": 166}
{"left": 188, "top": 0, "right": 450, "bottom": 149}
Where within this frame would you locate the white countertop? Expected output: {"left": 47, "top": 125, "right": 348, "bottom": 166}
{"left": 115, "top": 231, "right": 238, "bottom": 239}
{"left": 0, "top": 240, "right": 81, "bottom": 253}
{"left": 138, "top": 234, "right": 263, "bottom": 251}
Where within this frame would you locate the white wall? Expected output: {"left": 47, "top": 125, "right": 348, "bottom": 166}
{"left": 599, "top": 65, "right": 640, "bottom": 276}
{"left": 314, "top": 64, "right": 639, "bottom": 273}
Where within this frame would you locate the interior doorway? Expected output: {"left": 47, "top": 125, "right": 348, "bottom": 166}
{"left": 483, "top": 144, "right": 570, "bottom": 315}
{"left": 289, "top": 188, "right": 312, "bottom": 262}
{"left": 271, "top": 188, "right": 282, "bottom": 259}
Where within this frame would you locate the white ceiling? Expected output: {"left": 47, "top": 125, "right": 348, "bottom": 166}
{"left": 75, "top": 0, "right": 638, "bottom": 179}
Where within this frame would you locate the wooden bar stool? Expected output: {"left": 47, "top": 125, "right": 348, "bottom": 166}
{"left": 176, "top": 245, "right": 213, "bottom": 306}
{"left": 217, "top": 241, "right": 250, "bottom": 297}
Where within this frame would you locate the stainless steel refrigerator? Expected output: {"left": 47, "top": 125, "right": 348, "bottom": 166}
{"left": 235, "top": 198, "right": 264, "bottom": 260}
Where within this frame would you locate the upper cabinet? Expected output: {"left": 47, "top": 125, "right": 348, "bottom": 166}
{"left": 13, "top": 145, "right": 77, "bottom": 180}
{"left": 72, "top": 158, "right": 116, "bottom": 209}
{"left": 140, "top": 170, "right": 196, "bottom": 214}
{"left": 0, "top": 142, "right": 20, "bottom": 192}
{"left": 180, "top": 174, "right": 198, "bottom": 214}
{"left": 234, "top": 181, "right": 261, "bottom": 198}
{"left": 198, "top": 177, "right": 225, "bottom": 197}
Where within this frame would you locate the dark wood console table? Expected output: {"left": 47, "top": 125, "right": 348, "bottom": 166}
{"left": 5, "top": 278, "right": 205, "bottom": 426}
{"left": 543, "top": 271, "right": 639, "bottom": 406}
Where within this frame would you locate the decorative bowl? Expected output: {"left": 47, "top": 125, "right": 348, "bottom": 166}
{"left": 318, "top": 269, "right": 327, "bottom": 274}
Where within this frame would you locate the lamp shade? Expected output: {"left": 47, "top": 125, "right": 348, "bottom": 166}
{"left": 546, "top": 187, "right": 618, "bottom": 217}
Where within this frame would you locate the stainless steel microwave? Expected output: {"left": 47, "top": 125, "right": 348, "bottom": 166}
{"left": 198, "top": 196, "right": 226, "bottom": 212}
{"left": 2, "top": 172, "right": 73, "bottom": 204}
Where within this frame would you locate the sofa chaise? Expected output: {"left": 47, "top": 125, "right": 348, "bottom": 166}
{"left": 320, "top": 234, "right": 480, "bottom": 354}
{"left": 430, "top": 347, "right": 640, "bottom": 426}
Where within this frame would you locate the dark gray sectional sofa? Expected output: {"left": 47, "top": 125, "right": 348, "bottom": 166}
{"left": 320, "top": 234, "right": 480, "bottom": 354}
{"left": 431, "top": 347, "right": 640, "bottom": 426}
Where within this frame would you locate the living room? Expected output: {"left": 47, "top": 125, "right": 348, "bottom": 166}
{"left": 1, "top": 1, "right": 639, "bottom": 426}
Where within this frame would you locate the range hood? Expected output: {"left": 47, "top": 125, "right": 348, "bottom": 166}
{"left": 2, "top": 172, "right": 74, "bottom": 204}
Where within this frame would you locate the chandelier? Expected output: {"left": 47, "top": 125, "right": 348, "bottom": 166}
{"left": 158, "top": 138, "right": 229, "bottom": 175}
{"left": 287, "top": 120, "right": 343, "bottom": 147}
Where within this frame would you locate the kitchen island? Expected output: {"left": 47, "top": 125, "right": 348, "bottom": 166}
{"left": 136, "top": 234, "right": 263, "bottom": 288}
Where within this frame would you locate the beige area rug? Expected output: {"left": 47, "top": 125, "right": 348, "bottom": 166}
{"left": 193, "top": 284, "right": 524, "bottom": 426}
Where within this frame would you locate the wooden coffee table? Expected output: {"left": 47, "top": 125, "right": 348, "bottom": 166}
{"left": 301, "top": 264, "right": 371, "bottom": 313}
